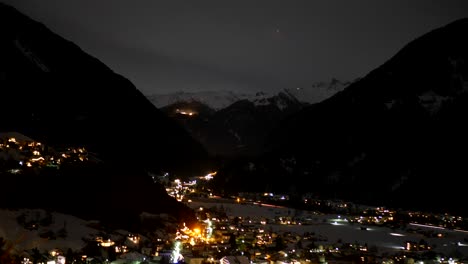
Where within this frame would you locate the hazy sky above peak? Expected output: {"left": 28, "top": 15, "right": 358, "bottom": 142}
{"left": 2, "top": 0, "right": 467, "bottom": 94}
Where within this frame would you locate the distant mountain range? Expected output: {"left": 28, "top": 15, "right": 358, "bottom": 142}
{"left": 158, "top": 91, "right": 306, "bottom": 156}
{"left": 147, "top": 78, "right": 353, "bottom": 111}
{"left": 209, "top": 17, "right": 468, "bottom": 216}
{"left": 146, "top": 79, "right": 355, "bottom": 156}
{"left": 0, "top": 3, "right": 207, "bottom": 226}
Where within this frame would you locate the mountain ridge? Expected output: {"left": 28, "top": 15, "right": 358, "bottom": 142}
{"left": 146, "top": 78, "right": 354, "bottom": 111}
{"left": 158, "top": 88, "right": 308, "bottom": 157}
{"left": 0, "top": 2, "right": 208, "bottom": 226}
{"left": 146, "top": 78, "right": 355, "bottom": 157}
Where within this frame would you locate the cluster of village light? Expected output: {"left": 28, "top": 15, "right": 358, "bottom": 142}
{"left": 0, "top": 136, "right": 88, "bottom": 173}
{"left": 175, "top": 108, "right": 198, "bottom": 116}
{"left": 165, "top": 172, "right": 217, "bottom": 202}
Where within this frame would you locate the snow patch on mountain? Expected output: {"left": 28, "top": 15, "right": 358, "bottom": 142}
{"left": 384, "top": 100, "right": 397, "bottom": 110}
{"left": 14, "top": 38, "right": 50, "bottom": 72}
{"left": 250, "top": 92, "right": 271, "bottom": 107}
{"left": 418, "top": 91, "right": 449, "bottom": 114}
{"left": 284, "top": 78, "right": 352, "bottom": 104}
{"left": 275, "top": 97, "right": 289, "bottom": 110}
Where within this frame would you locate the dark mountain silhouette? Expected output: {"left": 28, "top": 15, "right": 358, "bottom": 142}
{"left": 161, "top": 91, "right": 306, "bottom": 157}
{"left": 0, "top": 3, "right": 211, "bottom": 227}
{"left": 216, "top": 18, "right": 468, "bottom": 216}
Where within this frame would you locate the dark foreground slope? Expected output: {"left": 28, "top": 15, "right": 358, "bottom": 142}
{"left": 0, "top": 3, "right": 212, "bottom": 227}
{"left": 270, "top": 18, "right": 468, "bottom": 215}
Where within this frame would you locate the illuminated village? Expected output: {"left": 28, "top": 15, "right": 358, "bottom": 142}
{"left": 157, "top": 175, "right": 468, "bottom": 264}
{"left": 2, "top": 133, "right": 468, "bottom": 264}
{"left": 0, "top": 132, "right": 90, "bottom": 174}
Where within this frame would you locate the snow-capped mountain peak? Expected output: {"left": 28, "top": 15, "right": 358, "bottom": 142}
{"left": 146, "top": 78, "right": 354, "bottom": 111}
{"left": 147, "top": 90, "right": 244, "bottom": 111}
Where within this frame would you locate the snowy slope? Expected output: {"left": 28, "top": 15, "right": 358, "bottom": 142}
{"left": 146, "top": 79, "right": 354, "bottom": 111}
{"left": 284, "top": 78, "right": 354, "bottom": 104}
{"left": 0, "top": 208, "right": 99, "bottom": 252}
{"left": 0, "top": 208, "right": 176, "bottom": 256}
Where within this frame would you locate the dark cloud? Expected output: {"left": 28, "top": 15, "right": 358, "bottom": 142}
{"left": 2, "top": 0, "right": 468, "bottom": 94}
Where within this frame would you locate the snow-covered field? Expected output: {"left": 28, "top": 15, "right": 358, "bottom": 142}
{"left": 187, "top": 199, "right": 468, "bottom": 257}
{"left": 2, "top": 202, "right": 468, "bottom": 259}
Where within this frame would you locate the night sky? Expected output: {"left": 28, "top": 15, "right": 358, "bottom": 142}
{"left": 2, "top": 0, "right": 468, "bottom": 94}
